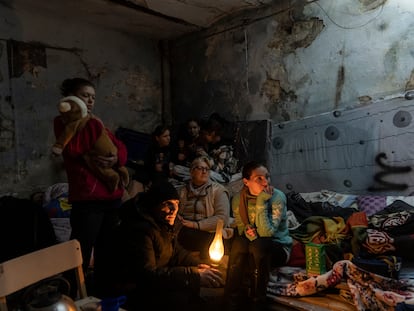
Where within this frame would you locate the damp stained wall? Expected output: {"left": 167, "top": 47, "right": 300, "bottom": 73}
{"left": 0, "top": 3, "right": 162, "bottom": 196}
{"left": 169, "top": 0, "right": 414, "bottom": 194}
{"left": 170, "top": 0, "right": 414, "bottom": 124}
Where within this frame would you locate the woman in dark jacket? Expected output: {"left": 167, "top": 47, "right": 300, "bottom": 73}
{"left": 94, "top": 181, "right": 223, "bottom": 310}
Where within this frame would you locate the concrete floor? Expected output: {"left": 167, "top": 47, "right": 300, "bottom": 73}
{"left": 200, "top": 286, "right": 304, "bottom": 311}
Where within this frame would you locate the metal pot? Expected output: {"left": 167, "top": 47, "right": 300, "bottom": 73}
{"left": 24, "top": 277, "right": 77, "bottom": 311}
{"left": 27, "top": 293, "right": 77, "bottom": 311}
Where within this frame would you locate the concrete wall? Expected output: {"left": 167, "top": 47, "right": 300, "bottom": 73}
{"left": 0, "top": 3, "right": 162, "bottom": 196}
{"left": 169, "top": 0, "right": 414, "bottom": 195}
{"left": 170, "top": 0, "right": 414, "bottom": 123}
{"left": 3, "top": 0, "right": 414, "bottom": 196}
{"left": 271, "top": 94, "right": 414, "bottom": 195}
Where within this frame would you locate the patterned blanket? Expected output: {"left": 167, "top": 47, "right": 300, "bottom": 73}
{"left": 268, "top": 260, "right": 414, "bottom": 311}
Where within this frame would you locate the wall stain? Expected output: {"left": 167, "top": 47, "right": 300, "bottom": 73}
{"left": 267, "top": 13, "right": 324, "bottom": 55}
{"left": 7, "top": 40, "right": 47, "bottom": 78}
{"left": 405, "top": 69, "right": 414, "bottom": 91}
{"left": 377, "top": 22, "right": 388, "bottom": 31}
{"left": 384, "top": 43, "right": 398, "bottom": 76}
{"left": 335, "top": 65, "right": 345, "bottom": 108}
{"left": 358, "top": 95, "right": 373, "bottom": 105}
{"left": 261, "top": 76, "right": 281, "bottom": 103}
{"left": 359, "top": 0, "right": 387, "bottom": 12}
{"left": 263, "top": 74, "right": 298, "bottom": 122}
{"left": 262, "top": 12, "right": 323, "bottom": 121}
{"left": 0, "top": 112, "right": 15, "bottom": 151}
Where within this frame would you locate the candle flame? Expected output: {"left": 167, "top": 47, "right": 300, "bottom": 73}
{"left": 209, "top": 239, "right": 224, "bottom": 262}
{"left": 209, "top": 219, "right": 224, "bottom": 263}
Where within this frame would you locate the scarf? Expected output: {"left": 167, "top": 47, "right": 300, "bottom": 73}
{"left": 239, "top": 186, "right": 251, "bottom": 226}
{"left": 187, "top": 180, "right": 211, "bottom": 198}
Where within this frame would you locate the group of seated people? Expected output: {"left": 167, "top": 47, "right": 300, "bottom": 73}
{"left": 12, "top": 77, "right": 289, "bottom": 311}
{"left": 137, "top": 113, "right": 239, "bottom": 189}
{"left": 49, "top": 110, "right": 291, "bottom": 310}
{"left": 91, "top": 158, "right": 292, "bottom": 311}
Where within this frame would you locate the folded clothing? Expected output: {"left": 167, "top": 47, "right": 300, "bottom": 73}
{"left": 352, "top": 255, "right": 402, "bottom": 279}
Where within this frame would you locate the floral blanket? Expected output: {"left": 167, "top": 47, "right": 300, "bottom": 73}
{"left": 268, "top": 260, "right": 414, "bottom": 311}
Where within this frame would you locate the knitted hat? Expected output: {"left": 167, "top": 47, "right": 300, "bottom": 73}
{"left": 143, "top": 181, "right": 179, "bottom": 209}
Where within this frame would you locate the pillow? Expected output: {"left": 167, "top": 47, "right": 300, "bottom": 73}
{"left": 356, "top": 195, "right": 386, "bottom": 216}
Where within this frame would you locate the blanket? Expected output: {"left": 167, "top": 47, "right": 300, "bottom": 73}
{"left": 268, "top": 260, "right": 414, "bottom": 311}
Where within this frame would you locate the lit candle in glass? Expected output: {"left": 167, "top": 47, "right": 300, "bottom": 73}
{"left": 209, "top": 219, "right": 224, "bottom": 265}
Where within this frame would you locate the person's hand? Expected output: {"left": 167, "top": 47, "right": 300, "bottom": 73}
{"left": 198, "top": 266, "right": 224, "bottom": 288}
{"left": 264, "top": 185, "right": 274, "bottom": 195}
{"left": 244, "top": 224, "right": 258, "bottom": 241}
{"left": 197, "top": 263, "right": 211, "bottom": 269}
{"left": 245, "top": 225, "right": 257, "bottom": 238}
{"left": 257, "top": 187, "right": 273, "bottom": 207}
{"left": 95, "top": 154, "right": 118, "bottom": 168}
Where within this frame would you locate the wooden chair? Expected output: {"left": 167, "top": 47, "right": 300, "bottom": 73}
{"left": 0, "top": 239, "right": 87, "bottom": 311}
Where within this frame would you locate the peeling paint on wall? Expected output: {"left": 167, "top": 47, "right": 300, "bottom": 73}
{"left": 0, "top": 115, "right": 15, "bottom": 151}
{"left": 261, "top": 76, "right": 281, "bottom": 103}
{"left": 405, "top": 70, "right": 414, "bottom": 91}
{"left": 8, "top": 40, "right": 47, "bottom": 78}
{"left": 359, "top": 0, "right": 387, "bottom": 12}
{"left": 267, "top": 14, "right": 324, "bottom": 54}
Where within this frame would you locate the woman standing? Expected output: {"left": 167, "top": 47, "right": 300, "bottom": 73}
{"left": 224, "top": 161, "right": 292, "bottom": 309}
{"left": 53, "top": 77, "right": 128, "bottom": 274}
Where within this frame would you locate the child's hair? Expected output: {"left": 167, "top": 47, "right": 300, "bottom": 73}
{"left": 60, "top": 78, "right": 95, "bottom": 96}
{"left": 242, "top": 161, "right": 264, "bottom": 179}
{"left": 152, "top": 124, "right": 170, "bottom": 137}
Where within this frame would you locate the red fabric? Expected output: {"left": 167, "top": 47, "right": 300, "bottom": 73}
{"left": 348, "top": 211, "right": 368, "bottom": 226}
{"left": 54, "top": 116, "right": 127, "bottom": 202}
{"left": 286, "top": 239, "right": 306, "bottom": 267}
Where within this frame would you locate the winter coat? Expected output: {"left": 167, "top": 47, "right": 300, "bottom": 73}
{"left": 94, "top": 198, "right": 202, "bottom": 307}
{"left": 178, "top": 180, "right": 233, "bottom": 239}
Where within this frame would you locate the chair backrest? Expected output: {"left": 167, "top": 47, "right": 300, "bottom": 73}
{"left": 0, "top": 239, "right": 87, "bottom": 311}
